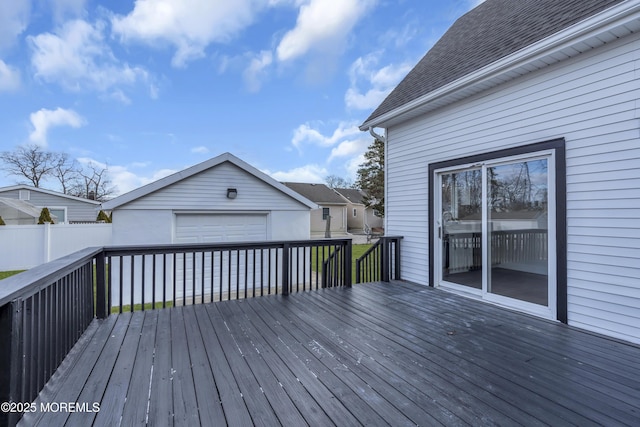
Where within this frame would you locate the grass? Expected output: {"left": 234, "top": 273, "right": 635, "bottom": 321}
{"left": 0, "top": 270, "right": 25, "bottom": 280}
{"left": 310, "top": 243, "right": 372, "bottom": 283}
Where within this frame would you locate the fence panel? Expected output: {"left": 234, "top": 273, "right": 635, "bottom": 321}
{"left": 0, "top": 223, "right": 112, "bottom": 271}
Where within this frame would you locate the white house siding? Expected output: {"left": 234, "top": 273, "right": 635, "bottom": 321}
{"left": 386, "top": 32, "right": 640, "bottom": 343}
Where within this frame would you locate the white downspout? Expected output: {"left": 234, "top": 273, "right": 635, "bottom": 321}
{"left": 368, "top": 127, "right": 386, "bottom": 143}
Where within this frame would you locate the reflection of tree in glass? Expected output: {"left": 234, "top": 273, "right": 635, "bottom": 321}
{"left": 441, "top": 170, "right": 482, "bottom": 220}
{"left": 489, "top": 160, "right": 547, "bottom": 211}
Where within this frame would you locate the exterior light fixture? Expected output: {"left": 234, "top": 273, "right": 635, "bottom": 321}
{"left": 227, "top": 188, "right": 238, "bottom": 199}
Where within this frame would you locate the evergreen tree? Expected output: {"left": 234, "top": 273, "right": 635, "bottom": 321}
{"left": 0, "top": 215, "right": 5, "bottom": 226}
{"left": 97, "top": 210, "right": 111, "bottom": 223}
{"left": 38, "top": 207, "right": 53, "bottom": 224}
{"left": 356, "top": 138, "right": 385, "bottom": 217}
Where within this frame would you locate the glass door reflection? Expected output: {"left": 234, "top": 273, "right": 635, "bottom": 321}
{"left": 487, "top": 159, "right": 549, "bottom": 305}
{"left": 441, "top": 169, "right": 482, "bottom": 289}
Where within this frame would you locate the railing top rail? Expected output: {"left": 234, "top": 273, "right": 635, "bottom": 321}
{"left": 102, "top": 238, "right": 353, "bottom": 256}
{"left": 0, "top": 246, "right": 103, "bottom": 306}
{"left": 358, "top": 236, "right": 403, "bottom": 259}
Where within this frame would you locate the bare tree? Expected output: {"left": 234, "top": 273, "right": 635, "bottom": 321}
{"left": 0, "top": 145, "right": 60, "bottom": 187}
{"left": 69, "top": 161, "right": 117, "bottom": 202}
{"left": 325, "top": 175, "right": 354, "bottom": 189}
{"left": 52, "top": 153, "right": 81, "bottom": 194}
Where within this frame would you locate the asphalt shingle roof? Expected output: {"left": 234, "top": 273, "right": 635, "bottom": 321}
{"left": 364, "top": 0, "right": 624, "bottom": 124}
{"left": 282, "top": 182, "right": 347, "bottom": 204}
{"left": 334, "top": 188, "right": 366, "bottom": 204}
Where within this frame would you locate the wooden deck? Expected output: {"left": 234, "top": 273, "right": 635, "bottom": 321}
{"left": 20, "top": 281, "right": 640, "bottom": 426}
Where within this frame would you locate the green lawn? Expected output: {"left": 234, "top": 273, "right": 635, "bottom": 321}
{"left": 0, "top": 270, "right": 25, "bottom": 280}
{"left": 310, "top": 243, "right": 372, "bottom": 283}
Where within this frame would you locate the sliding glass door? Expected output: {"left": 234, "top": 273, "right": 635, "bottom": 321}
{"left": 440, "top": 169, "right": 482, "bottom": 289}
{"left": 436, "top": 152, "right": 555, "bottom": 318}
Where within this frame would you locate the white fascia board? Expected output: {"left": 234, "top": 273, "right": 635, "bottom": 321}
{"left": 360, "top": 1, "right": 640, "bottom": 130}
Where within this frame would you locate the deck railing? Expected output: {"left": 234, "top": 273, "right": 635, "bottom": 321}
{"left": 96, "top": 239, "right": 352, "bottom": 315}
{"left": 444, "top": 229, "right": 547, "bottom": 273}
{"left": 0, "top": 239, "right": 352, "bottom": 426}
{"left": 355, "top": 236, "right": 402, "bottom": 283}
{"left": 0, "top": 247, "right": 101, "bottom": 427}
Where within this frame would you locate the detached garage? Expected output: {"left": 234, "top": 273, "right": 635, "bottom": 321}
{"left": 101, "top": 153, "right": 316, "bottom": 245}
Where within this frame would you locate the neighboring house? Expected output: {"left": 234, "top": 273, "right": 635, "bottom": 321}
{"left": 0, "top": 197, "right": 56, "bottom": 225}
{"left": 360, "top": 0, "right": 640, "bottom": 344}
{"left": 282, "top": 183, "right": 348, "bottom": 238}
{"left": 0, "top": 185, "right": 101, "bottom": 223}
{"left": 101, "top": 153, "right": 316, "bottom": 245}
{"left": 333, "top": 188, "right": 383, "bottom": 232}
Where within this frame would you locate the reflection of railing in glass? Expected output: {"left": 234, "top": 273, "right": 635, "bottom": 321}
{"left": 444, "top": 229, "right": 547, "bottom": 273}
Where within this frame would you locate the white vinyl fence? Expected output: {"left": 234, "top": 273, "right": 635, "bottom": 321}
{"left": 0, "top": 223, "right": 112, "bottom": 271}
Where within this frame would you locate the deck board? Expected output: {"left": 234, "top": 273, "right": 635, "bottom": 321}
{"left": 20, "top": 281, "right": 640, "bottom": 426}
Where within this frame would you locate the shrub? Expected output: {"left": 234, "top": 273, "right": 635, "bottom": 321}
{"left": 0, "top": 215, "right": 5, "bottom": 226}
{"left": 38, "top": 207, "right": 53, "bottom": 224}
{"left": 97, "top": 210, "right": 111, "bottom": 223}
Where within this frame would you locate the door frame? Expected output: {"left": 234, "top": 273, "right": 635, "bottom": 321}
{"left": 428, "top": 139, "right": 567, "bottom": 322}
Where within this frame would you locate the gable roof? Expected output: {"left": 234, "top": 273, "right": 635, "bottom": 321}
{"left": 334, "top": 188, "right": 366, "bottom": 205}
{"left": 0, "top": 197, "right": 44, "bottom": 219}
{"left": 282, "top": 183, "right": 347, "bottom": 205}
{"left": 361, "top": 0, "right": 636, "bottom": 129}
{"left": 0, "top": 184, "right": 102, "bottom": 205}
{"left": 101, "top": 153, "right": 317, "bottom": 210}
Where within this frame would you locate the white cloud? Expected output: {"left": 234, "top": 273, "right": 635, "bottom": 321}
{"left": 276, "top": 0, "right": 375, "bottom": 62}
{"left": 328, "top": 137, "right": 369, "bottom": 162}
{"left": 345, "top": 153, "right": 365, "bottom": 179}
{"left": 345, "top": 53, "right": 412, "bottom": 110}
{"left": 110, "top": 166, "right": 177, "bottom": 195}
{"left": 191, "top": 146, "right": 209, "bottom": 154}
{"left": 77, "top": 157, "right": 178, "bottom": 195}
{"left": 29, "top": 19, "right": 150, "bottom": 96}
{"left": 243, "top": 50, "right": 273, "bottom": 92}
{"left": 111, "top": 0, "right": 265, "bottom": 67}
{"left": 264, "top": 164, "right": 327, "bottom": 183}
{"left": 0, "top": 60, "right": 20, "bottom": 91}
{"left": 292, "top": 121, "right": 361, "bottom": 150}
{"left": 0, "top": 1, "right": 30, "bottom": 49}
{"left": 51, "top": 0, "right": 86, "bottom": 22}
{"left": 29, "top": 107, "right": 86, "bottom": 146}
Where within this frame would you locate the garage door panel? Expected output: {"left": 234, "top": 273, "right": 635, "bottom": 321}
{"left": 175, "top": 214, "right": 267, "bottom": 243}
{"left": 174, "top": 214, "right": 268, "bottom": 299}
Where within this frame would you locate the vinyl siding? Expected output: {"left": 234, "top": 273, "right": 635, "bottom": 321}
{"left": 119, "top": 162, "right": 307, "bottom": 211}
{"left": 386, "top": 31, "right": 640, "bottom": 343}
{"left": 0, "top": 189, "right": 99, "bottom": 221}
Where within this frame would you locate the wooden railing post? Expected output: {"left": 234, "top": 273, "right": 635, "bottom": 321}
{"left": 282, "top": 243, "right": 290, "bottom": 296}
{"left": 381, "top": 238, "right": 390, "bottom": 282}
{"left": 345, "top": 240, "right": 352, "bottom": 287}
{"left": 0, "top": 300, "right": 24, "bottom": 427}
{"left": 394, "top": 238, "right": 402, "bottom": 280}
{"left": 95, "top": 251, "right": 107, "bottom": 319}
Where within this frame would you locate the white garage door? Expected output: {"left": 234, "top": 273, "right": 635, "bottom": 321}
{"left": 174, "top": 213, "right": 268, "bottom": 243}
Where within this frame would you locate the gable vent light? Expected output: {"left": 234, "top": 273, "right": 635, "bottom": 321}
{"left": 227, "top": 188, "right": 238, "bottom": 199}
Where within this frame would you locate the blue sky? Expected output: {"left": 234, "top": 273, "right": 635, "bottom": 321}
{"left": 0, "top": 0, "right": 483, "bottom": 195}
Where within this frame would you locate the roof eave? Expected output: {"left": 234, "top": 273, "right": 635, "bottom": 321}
{"left": 360, "top": 1, "right": 640, "bottom": 131}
